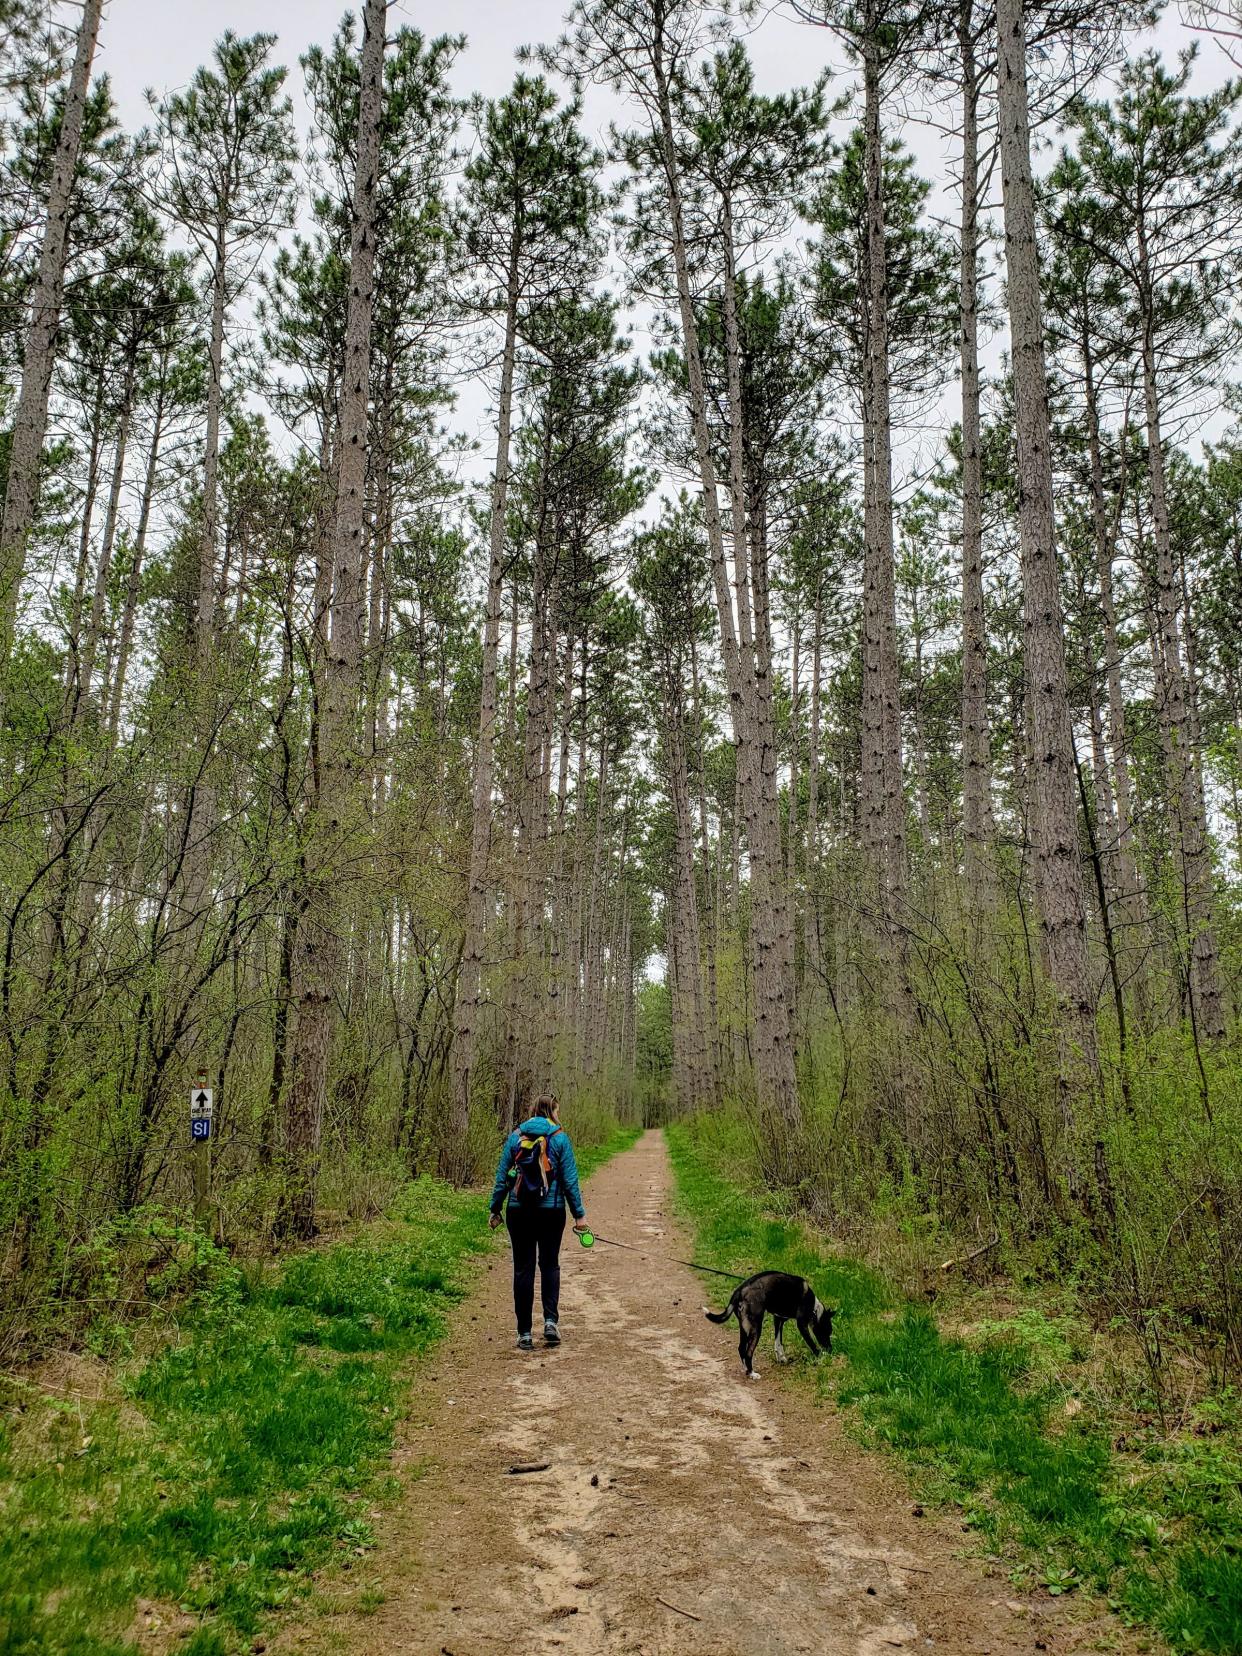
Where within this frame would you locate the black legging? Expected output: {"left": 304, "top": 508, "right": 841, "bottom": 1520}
{"left": 506, "top": 1204, "right": 567, "bottom": 1332}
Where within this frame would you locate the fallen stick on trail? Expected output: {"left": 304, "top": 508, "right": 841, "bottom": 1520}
{"left": 655, "top": 1594, "right": 702, "bottom": 1622}
{"left": 507, "top": 1461, "right": 551, "bottom": 1475}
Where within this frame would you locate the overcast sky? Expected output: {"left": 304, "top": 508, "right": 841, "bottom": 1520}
{"left": 99, "top": 0, "right": 849, "bottom": 132}
{"left": 85, "top": 0, "right": 1232, "bottom": 480}
{"left": 91, "top": 0, "right": 867, "bottom": 479}
{"left": 95, "top": 0, "right": 1224, "bottom": 190}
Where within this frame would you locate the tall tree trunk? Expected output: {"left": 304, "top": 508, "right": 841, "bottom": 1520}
{"left": 504, "top": 580, "right": 521, "bottom": 837}
{"left": 446, "top": 226, "right": 522, "bottom": 1179}
{"left": 729, "top": 770, "right": 747, "bottom": 1081}
{"left": 1082, "top": 375, "right": 1151, "bottom": 1025}
{"left": 958, "top": 7, "right": 997, "bottom": 905}
{"left": 995, "top": 0, "right": 1099, "bottom": 1087}
{"left": 546, "top": 631, "right": 574, "bottom": 1079}
{"left": 508, "top": 486, "right": 553, "bottom": 1119}
{"left": 108, "top": 368, "right": 167, "bottom": 747}
{"left": 199, "top": 227, "right": 229, "bottom": 674}
{"left": 581, "top": 736, "right": 609, "bottom": 1079}
{"left": 178, "top": 218, "right": 231, "bottom": 935}
{"left": 0, "top": 0, "right": 104, "bottom": 670}
{"left": 805, "top": 591, "right": 825, "bottom": 1011}
{"left": 276, "top": 0, "right": 385, "bottom": 1240}
{"left": 689, "top": 632, "right": 722, "bottom": 1101}
{"left": 912, "top": 635, "right": 932, "bottom": 843}
{"left": 63, "top": 371, "right": 106, "bottom": 695}
{"left": 786, "top": 616, "right": 802, "bottom": 1031}
{"left": 661, "top": 654, "right": 709, "bottom": 1109}
{"left": 1085, "top": 388, "right": 1141, "bottom": 884}
{"left": 506, "top": 404, "right": 559, "bottom": 1115}
{"left": 1137, "top": 280, "right": 1226, "bottom": 1040}
{"left": 712, "top": 185, "right": 801, "bottom": 1163}
{"left": 787, "top": 616, "right": 801, "bottom": 890}
{"left": 81, "top": 371, "right": 137, "bottom": 710}
{"left": 861, "top": 29, "right": 906, "bottom": 912}
{"left": 747, "top": 498, "right": 796, "bottom": 994}
{"left": 566, "top": 634, "right": 590, "bottom": 1078}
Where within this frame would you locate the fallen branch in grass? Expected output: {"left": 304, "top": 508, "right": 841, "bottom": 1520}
{"left": 938, "top": 1233, "right": 1000, "bottom": 1273}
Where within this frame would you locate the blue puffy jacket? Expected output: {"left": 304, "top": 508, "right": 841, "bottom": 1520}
{"left": 490, "top": 1116, "right": 585, "bottom": 1219}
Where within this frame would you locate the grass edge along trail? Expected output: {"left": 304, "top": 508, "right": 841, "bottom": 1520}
{"left": 0, "top": 1120, "right": 641, "bottom": 1656}
{"left": 666, "top": 1117, "right": 1242, "bottom": 1656}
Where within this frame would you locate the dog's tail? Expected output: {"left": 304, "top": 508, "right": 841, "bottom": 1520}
{"left": 704, "top": 1287, "right": 740, "bottom": 1325}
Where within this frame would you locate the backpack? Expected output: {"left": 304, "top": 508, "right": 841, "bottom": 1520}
{"left": 508, "top": 1125, "right": 562, "bottom": 1206}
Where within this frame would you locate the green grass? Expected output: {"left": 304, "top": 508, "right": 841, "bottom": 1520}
{"left": 667, "top": 1115, "right": 1242, "bottom": 1656}
{"left": 0, "top": 1117, "right": 640, "bottom": 1656}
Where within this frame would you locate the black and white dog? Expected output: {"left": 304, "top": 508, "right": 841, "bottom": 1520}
{"left": 705, "top": 1271, "right": 834, "bottom": 1380}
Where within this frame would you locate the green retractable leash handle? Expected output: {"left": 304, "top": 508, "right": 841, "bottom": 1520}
{"left": 578, "top": 1227, "right": 639, "bottom": 1253}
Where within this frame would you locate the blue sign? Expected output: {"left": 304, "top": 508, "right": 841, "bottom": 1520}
{"left": 191, "top": 1117, "right": 211, "bottom": 1141}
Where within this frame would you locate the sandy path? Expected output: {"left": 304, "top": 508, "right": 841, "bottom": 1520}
{"left": 275, "top": 1131, "right": 1141, "bottom": 1656}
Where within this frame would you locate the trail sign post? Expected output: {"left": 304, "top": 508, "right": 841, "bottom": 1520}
{"left": 190, "top": 1076, "right": 213, "bottom": 1223}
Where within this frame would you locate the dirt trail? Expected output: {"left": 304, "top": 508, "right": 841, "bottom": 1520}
{"left": 276, "top": 1131, "right": 1139, "bottom": 1656}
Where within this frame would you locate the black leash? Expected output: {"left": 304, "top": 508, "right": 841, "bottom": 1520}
{"left": 585, "top": 1231, "right": 748, "bottom": 1282}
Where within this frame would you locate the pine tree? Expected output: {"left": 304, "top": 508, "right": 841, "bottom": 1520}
{"left": 0, "top": 0, "right": 103, "bottom": 674}
{"left": 1042, "top": 148, "right": 1150, "bottom": 1002}
{"left": 149, "top": 32, "right": 297, "bottom": 946}
{"left": 952, "top": 0, "right": 1000, "bottom": 905}
{"left": 635, "top": 502, "right": 716, "bottom": 1111}
{"left": 504, "top": 293, "right": 642, "bottom": 1116}
{"left": 446, "top": 75, "right": 604, "bottom": 1178}
{"left": 560, "top": 8, "right": 820, "bottom": 1168}
{"left": 810, "top": 129, "right": 956, "bottom": 906}
{"left": 149, "top": 32, "right": 297, "bottom": 682}
{"left": 275, "top": 0, "right": 386, "bottom": 1241}
{"left": 1053, "top": 50, "right": 1242, "bottom": 1040}
{"left": 995, "top": 0, "right": 1099, "bottom": 1086}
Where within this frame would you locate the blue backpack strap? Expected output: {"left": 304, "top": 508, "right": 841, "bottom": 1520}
{"left": 545, "top": 1126, "right": 563, "bottom": 1200}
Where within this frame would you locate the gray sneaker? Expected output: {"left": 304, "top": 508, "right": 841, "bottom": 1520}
{"left": 516, "top": 1331, "right": 534, "bottom": 1351}
{"left": 543, "top": 1319, "right": 560, "bottom": 1345}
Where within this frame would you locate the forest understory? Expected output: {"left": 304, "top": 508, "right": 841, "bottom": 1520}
{"left": 1, "top": 0, "right": 1241, "bottom": 1647}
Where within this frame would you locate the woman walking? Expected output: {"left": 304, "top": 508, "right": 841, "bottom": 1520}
{"left": 489, "top": 1096, "right": 589, "bottom": 1349}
